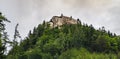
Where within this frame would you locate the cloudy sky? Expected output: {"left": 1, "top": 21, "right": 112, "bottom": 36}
{"left": 0, "top": 0, "right": 120, "bottom": 39}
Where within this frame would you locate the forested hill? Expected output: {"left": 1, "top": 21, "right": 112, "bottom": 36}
{"left": 7, "top": 15, "right": 120, "bottom": 59}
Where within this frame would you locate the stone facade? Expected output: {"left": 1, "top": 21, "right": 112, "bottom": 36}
{"left": 48, "top": 15, "right": 81, "bottom": 28}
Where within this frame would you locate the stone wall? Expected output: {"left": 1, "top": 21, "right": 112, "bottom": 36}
{"left": 49, "top": 15, "right": 80, "bottom": 28}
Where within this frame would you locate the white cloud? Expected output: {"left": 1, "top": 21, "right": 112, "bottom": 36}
{"left": 0, "top": 0, "right": 120, "bottom": 39}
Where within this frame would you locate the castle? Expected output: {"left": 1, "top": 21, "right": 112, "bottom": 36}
{"left": 47, "top": 14, "right": 81, "bottom": 28}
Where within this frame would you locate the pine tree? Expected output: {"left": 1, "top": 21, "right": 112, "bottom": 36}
{"left": 0, "top": 12, "right": 10, "bottom": 58}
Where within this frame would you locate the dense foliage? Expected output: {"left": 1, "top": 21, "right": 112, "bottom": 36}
{"left": 0, "top": 12, "right": 120, "bottom": 59}
{"left": 6, "top": 20, "right": 120, "bottom": 59}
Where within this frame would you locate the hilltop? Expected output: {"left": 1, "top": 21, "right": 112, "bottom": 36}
{"left": 48, "top": 14, "right": 81, "bottom": 28}
{"left": 6, "top": 15, "right": 120, "bottom": 59}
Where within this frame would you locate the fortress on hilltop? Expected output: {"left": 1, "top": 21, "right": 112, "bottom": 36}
{"left": 47, "top": 14, "right": 81, "bottom": 28}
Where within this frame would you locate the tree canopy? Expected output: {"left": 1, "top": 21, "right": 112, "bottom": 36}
{"left": 0, "top": 12, "right": 120, "bottom": 59}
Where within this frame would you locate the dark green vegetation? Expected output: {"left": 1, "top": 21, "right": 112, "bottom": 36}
{"left": 0, "top": 12, "right": 10, "bottom": 59}
{"left": 7, "top": 22, "right": 120, "bottom": 59}
{"left": 0, "top": 12, "right": 120, "bottom": 59}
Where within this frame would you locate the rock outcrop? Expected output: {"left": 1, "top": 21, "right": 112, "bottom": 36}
{"left": 48, "top": 14, "right": 81, "bottom": 28}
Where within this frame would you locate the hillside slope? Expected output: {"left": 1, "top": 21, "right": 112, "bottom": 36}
{"left": 7, "top": 15, "right": 120, "bottom": 59}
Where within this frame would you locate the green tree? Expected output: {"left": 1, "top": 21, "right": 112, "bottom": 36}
{"left": 0, "top": 12, "right": 10, "bottom": 58}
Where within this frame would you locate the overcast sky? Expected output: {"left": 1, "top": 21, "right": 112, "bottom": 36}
{"left": 0, "top": 0, "right": 120, "bottom": 39}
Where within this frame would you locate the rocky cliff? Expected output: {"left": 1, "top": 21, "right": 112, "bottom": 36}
{"left": 48, "top": 14, "right": 81, "bottom": 28}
